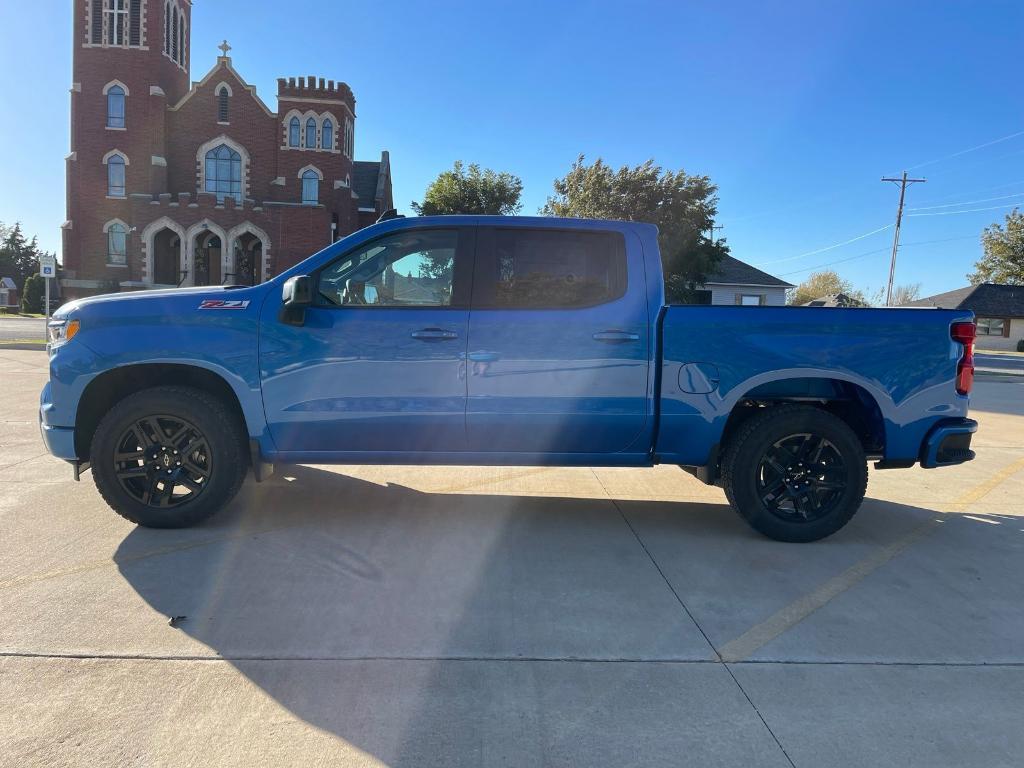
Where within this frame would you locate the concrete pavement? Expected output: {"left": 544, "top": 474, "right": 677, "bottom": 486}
{"left": 2, "top": 348, "right": 1024, "bottom": 767}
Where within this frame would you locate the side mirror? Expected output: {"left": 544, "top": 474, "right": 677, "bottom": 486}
{"left": 280, "top": 275, "right": 312, "bottom": 326}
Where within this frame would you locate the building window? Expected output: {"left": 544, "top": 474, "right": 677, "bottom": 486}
{"left": 738, "top": 294, "right": 765, "bottom": 306}
{"left": 216, "top": 86, "right": 229, "bottom": 122}
{"left": 106, "top": 153, "right": 126, "bottom": 197}
{"left": 129, "top": 0, "right": 141, "bottom": 45}
{"left": 288, "top": 117, "right": 300, "bottom": 147}
{"left": 107, "top": 0, "right": 128, "bottom": 46}
{"left": 178, "top": 14, "right": 185, "bottom": 65}
{"left": 163, "top": 2, "right": 170, "bottom": 53}
{"left": 170, "top": 5, "right": 178, "bottom": 61}
{"left": 301, "top": 170, "right": 320, "bottom": 205}
{"left": 343, "top": 117, "right": 353, "bottom": 157}
{"left": 107, "top": 223, "right": 127, "bottom": 265}
{"left": 91, "top": 0, "right": 103, "bottom": 43}
{"left": 106, "top": 85, "right": 125, "bottom": 128}
{"left": 204, "top": 144, "right": 242, "bottom": 202}
{"left": 305, "top": 118, "right": 317, "bottom": 148}
{"left": 977, "top": 317, "right": 1006, "bottom": 336}
{"left": 322, "top": 119, "right": 333, "bottom": 151}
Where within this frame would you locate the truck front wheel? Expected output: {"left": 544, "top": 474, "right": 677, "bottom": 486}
{"left": 89, "top": 386, "right": 247, "bottom": 528}
{"left": 721, "top": 405, "right": 868, "bottom": 542}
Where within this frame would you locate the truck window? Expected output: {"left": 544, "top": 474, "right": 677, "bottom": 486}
{"left": 317, "top": 229, "right": 459, "bottom": 308}
{"left": 475, "top": 229, "right": 627, "bottom": 309}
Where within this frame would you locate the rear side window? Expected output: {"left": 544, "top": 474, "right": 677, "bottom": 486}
{"left": 475, "top": 228, "right": 627, "bottom": 309}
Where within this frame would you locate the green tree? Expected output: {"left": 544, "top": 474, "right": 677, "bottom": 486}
{"left": 787, "top": 270, "right": 868, "bottom": 306}
{"left": 20, "top": 273, "right": 44, "bottom": 314}
{"left": 541, "top": 156, "right": 726, "bottom": 302}
{"left": 0, "top": 222, "right": 50, "bottom": 293}
{"left": 969, "top": 209, "right": 1024, "bottom": 285}
{"left": 411, "top": 161, "right": 523, "bottom": 216}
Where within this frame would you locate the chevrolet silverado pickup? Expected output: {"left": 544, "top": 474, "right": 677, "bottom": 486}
{"left": 40, "top": 216, "right": 978, "bottom": 541}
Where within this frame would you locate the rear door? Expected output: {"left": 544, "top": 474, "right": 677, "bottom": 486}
{"left": 465, "top": 225, "right": 650, "bottom": 455}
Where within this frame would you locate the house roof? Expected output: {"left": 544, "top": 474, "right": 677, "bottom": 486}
{"left": 905, "top": 283, "right": 1024, "bottom": 317}
{"left": 803, "top": 292, "right": 867, "bottom": 308}
{"left": 705, "top": 255, "right": 794, "bottom": 288}
{"left": 352, "top": 161, "right": 381, "bottom": 205}
{"left": 0, "top": 277, "right": 16, "bottom": 289}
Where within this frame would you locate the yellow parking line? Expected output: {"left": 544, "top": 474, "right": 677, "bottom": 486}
{"left": 717, "top": 455, "right": 1024, "bottom": 663}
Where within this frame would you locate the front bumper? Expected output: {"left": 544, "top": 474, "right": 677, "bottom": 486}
{"left": 39, "top": 380, "right": 78, "bottom": 461}
{"left": 920, "top": 418, "right": 977, "bottom": 468}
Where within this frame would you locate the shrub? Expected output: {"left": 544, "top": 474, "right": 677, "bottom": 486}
{"left": 1017, "top": 339, "right": 1024, "bottom": 352}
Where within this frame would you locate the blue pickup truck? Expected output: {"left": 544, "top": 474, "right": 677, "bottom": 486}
{"left": 40, "top": 215, "right": 978, "bottom": 541}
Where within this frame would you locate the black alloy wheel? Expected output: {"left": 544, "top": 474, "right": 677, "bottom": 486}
{"left": 756, "top": 433, "right": 848, "bottom": 523}
{"left": 113, "top": 414, "right": 212, "bottom": 508}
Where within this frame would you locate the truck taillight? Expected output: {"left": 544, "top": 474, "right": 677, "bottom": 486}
{"left": 951, "top": 321, "right": 976, "bottom": 395}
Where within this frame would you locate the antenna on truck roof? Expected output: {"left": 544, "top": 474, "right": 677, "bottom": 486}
{"left": 376, "top": 209, "right": 404, "bottom": 223}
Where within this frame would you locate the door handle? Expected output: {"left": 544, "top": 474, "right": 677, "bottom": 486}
{"left": 592, "top": 330, "right": 640, "bottom": 343}
{"left": 411, "top": 328, "right": 459, "bottom": 341}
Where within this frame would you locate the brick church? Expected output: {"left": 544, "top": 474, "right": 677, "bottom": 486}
{"left": 62, "top": 0, "right": 394, "bottom": 299}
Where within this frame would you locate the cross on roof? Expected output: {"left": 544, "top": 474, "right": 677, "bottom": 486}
{"left": 218, "top": 40, "right": 231, "bottom": 57}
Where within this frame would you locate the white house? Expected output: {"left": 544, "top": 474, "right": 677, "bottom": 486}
{"left": 693, "top": 255, "right": 793, "bottom": 306}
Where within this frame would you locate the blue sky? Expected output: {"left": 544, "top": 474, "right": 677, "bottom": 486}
{"left": 2, "top": 0, "right": 1021, "bottom": 297}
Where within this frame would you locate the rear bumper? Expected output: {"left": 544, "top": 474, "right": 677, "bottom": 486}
{"left": 920, "top": 418, "right": 977, "bottom": 468}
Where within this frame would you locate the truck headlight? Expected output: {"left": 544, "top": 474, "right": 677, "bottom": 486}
{"left": 47, "top": 319, "right": 80, "bottom": 349}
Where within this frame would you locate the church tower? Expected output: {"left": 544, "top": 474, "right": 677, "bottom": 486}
{"left": 65, "top": 0, "right": 192, "bottom": 288}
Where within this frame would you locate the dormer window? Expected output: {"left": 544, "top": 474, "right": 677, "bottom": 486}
{"left": 305, "top": 118, "right": 317, "bottom": 149}
{"left": 288, "top": 117, "right": 300, "bottom": 147}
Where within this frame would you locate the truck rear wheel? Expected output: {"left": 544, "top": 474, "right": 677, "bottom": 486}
{"left": 721, "top": 405, "right": 867, "bottom": 542}
{"left": 89, "top": 386, "right": 247, "bottom": 528}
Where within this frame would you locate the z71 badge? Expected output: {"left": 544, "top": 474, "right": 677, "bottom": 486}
{"left": 198, "top": 299, "right": 250, "bottom": 310}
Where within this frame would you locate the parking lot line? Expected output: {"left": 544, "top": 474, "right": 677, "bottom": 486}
{"left": 717, "top": 455, "right": 1024, "bottom": 663}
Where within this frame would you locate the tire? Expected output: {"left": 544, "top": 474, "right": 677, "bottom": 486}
{"left": 90, "top": 386, "right": 247, "bottom": 528}
{"left": 721, "top": 404, "right": 867, "bottom": 542}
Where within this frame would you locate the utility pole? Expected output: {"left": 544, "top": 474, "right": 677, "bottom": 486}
{"left": 881, "top": 171, "right": 926, "bottom": 306}
{"left": 708, "top": 223, "right": 723, "bottom": 244}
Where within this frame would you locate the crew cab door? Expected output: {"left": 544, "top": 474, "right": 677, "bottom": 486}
{"left": 465, "top": 226, "right": 650, "bottom": 455}
{"left": 259, "top": 227, "right": 473, "bottom": 454}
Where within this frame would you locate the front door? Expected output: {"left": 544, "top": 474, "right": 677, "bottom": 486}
{"left": 259, "top": 227, "right": 474, "bottom": 455}
{"left": 465, "top": 226, "right": 650, "bottom": 455}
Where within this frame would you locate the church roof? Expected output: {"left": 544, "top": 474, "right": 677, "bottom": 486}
{"left": 353, "top": 161, "right": 381, "bottom": 204}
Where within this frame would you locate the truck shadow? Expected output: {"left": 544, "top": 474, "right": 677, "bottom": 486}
{"left": 112, "top": 465, "right": 1022, "bottom": 765}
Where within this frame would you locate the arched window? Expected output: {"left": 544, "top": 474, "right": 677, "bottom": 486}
{"left": 106, "top": 154, "right": 126, "bottom": 197}
{"left": 171, "top": 5, "right": 179, "bottom": 62}
{"left": 204, "top": 144, "right": 241, "bottom": 202}
{"left": 288, "top": 117, "right": 300, "bottom": 147}
{"left": 178, "top": 15, "right": 185, "bottom": 65}
{"left": 107, "top": 223, "right": 127, "bottom": 265}
{"left": 301, "top": 170, "right": 320, "bottom": 205}
{"left": 106, "top": 85, "right": 126, "bottom": 128}
{"left": 217, "top": 86, "right": 229, "bottom": 122}
{"left": 321, "top": 119, "right": 333, "bottom": 151}
{"left": 343, "top": 117, "right": 354, "bottom": 157}
{"left": 164, "top": 2, "right": 171, "bottom": 53}
{"left": 305, "top": 118, "right": 317, "bottom": 149}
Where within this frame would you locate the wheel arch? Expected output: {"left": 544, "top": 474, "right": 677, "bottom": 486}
{"left": 75, "top": 362, "right": 254, "bottom": 461}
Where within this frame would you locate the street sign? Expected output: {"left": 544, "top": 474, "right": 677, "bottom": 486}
{"left": 39, "top": 255, "right": 57, "bottom": 278}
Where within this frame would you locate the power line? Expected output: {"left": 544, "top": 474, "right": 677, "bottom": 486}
{"left": 907, "top": 191, "right": 1024, "bottom": 211}
{"left": 906, "top": 128, "right": 1024, "bottom": 171}
{"left": 908, "top": 178, "right": 1024, "bottom": 206}
{"left": 754, "top": 223, "right": 892, "bottom": 267}
{"left": 777, "top": 234, "right": 978, "bottom": 278}
{"left": 906, "top": 201, "right": 1023, "bottom": 217}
